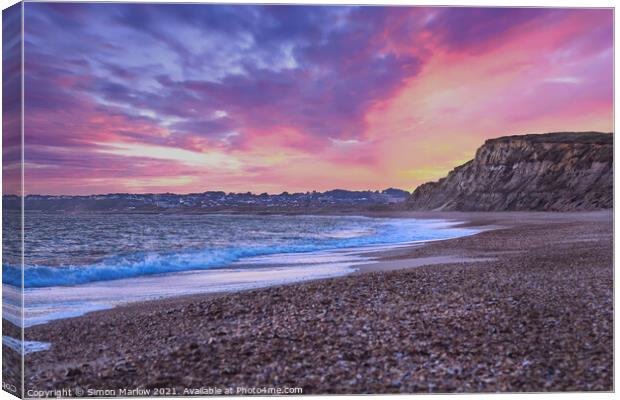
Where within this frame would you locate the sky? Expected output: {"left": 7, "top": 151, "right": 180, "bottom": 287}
{"left": 9, "top": 4, "right": 614, "bottom": 195}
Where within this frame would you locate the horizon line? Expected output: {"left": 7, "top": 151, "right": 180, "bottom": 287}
{"left": 3, "top": 187, "right": 413, "bottom": 198}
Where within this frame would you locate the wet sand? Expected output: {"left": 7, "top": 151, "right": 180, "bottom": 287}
{"left": 6, "top": 211, "right": 613, "bottom": 394}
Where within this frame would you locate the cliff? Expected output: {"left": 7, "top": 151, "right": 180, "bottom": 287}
{"left": 407, "top": 132, "right": 613, "bottom": 211}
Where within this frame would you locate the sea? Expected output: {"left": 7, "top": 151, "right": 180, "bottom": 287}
{"left": 2, "top": 212, "right": 479, "bottom": 331}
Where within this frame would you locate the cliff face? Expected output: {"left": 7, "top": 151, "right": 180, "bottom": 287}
{"left": 407, "top": 132, "right": 613, "bottom": 211}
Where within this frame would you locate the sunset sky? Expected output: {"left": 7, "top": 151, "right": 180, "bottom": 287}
{"left": 17, "top": 4, "right": 613, "bottom": 195}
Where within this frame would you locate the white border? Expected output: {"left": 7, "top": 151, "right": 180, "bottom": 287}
{"left": 0, "top": 1, "right": 616, "bottom": 400}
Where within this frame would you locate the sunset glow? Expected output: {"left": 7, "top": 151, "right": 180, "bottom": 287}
{"left": 20, "top": 4, "right": 613, "bottom": 195}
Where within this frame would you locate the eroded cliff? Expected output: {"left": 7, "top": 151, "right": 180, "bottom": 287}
{"left": 407, "top": 132, "right": 613, "bottom": 211}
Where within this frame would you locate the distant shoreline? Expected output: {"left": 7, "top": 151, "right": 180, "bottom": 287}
{"left": 2, "top": 188, "right": 412, "bottom": 214}
{"left": 8, "top": 207, "right": 614, "bottom": 218}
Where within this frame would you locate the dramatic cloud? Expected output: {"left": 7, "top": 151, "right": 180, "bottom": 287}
{"left": 19, "top": 4, "right": 613, "bottom": 194}
{"left": 2, "top": 3, "right": 22, "bottom": 194}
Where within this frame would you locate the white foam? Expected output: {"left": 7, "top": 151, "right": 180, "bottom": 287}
{"left": 9, "top": 260, "right": 362, "bottom": 327}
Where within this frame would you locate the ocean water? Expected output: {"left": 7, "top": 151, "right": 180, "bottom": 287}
{"left": 2, "top": 212, "right": 479, "bottom": 327}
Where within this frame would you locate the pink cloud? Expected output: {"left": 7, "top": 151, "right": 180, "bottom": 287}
{"left": 18, "top": 5, "right": 613, "bottom": 195}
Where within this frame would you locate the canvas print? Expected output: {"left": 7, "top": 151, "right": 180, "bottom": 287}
{"left": 1, "top": 2, "right": 614, "bottom": 397}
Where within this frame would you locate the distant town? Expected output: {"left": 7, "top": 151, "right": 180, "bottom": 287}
{"left": 2, "top": 188, "right": 411, "bottom": 212}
